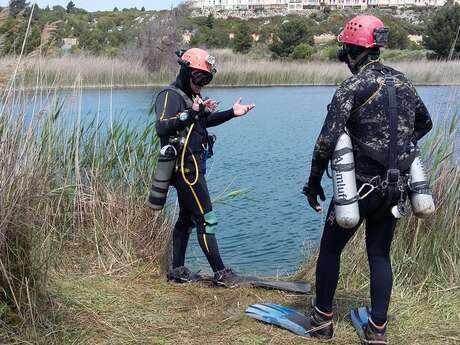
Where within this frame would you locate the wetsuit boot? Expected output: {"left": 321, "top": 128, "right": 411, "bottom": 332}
{"left": 167, "top": 266, "right": 201, "bottom": 283}
{"left": 364, "top": 318, "right": 388, "bottom": 345}
{"left": 213, "top": 268, "right": 243, "bottom": 288}
{"left": 309, "top": 304, "right": 334, "bottom": 339}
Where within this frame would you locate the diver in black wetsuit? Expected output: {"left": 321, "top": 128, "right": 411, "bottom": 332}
{"left": 302, "top": 16, "right": 432, "bottom": 343}
{"left": 154, "top": 48, "right": 255, "bottom": 287}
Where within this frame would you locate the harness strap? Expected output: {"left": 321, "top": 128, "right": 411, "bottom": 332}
{"left": 335, "top": 195, "right": 360, "bottom": 206}
{"left": 369, "top": 71, "right": 400, "bottom": 220}
{"left": 332, "top": 147, "right": 353, "bottom": 160}
{"left": 331, "top": 162, "right": 355, "bottom": 172}
{"left": 386, "top": 75, "right": 398, "bottom": 173}
{"left": 347, "top": 70, "right": 416, "bottom": 172}
{"left": 163, "top": 85, "right": 194, "bottom": 109}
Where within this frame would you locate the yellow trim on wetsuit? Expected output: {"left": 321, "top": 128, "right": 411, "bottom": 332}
{"left": 159, "top": 92, "right": 169, "bottom": 120}
{"left": 202, "top": 234, "right": 210, "bottom": 252}
{"left": 188, "top": 184, "right": 205, "bottom": 215}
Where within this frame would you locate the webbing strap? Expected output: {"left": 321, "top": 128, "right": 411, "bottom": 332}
{"left": 385, "top": 74, "right": 398, "bottom": 172}
{"left": 332, "top": 147, "right": 353, "bottom": 160}
{"left": 164, "top": 85, "right": 194, "bottom": 109}
{"left": 335, "top": 195, "right": 360, "bottom": 206}
{"left": 331, "top": 162, "right": 355, "bottom": 172}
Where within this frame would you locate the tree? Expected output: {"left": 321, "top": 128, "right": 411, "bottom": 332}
{"left": 141, "top": 6, "right": 145, "bottom": 12}
{"left": 124, "top": 3, "right": 190, "bottom": 72}
{"left": 290, "top": 43, "right": 314, "bottom": 60}
{"left": 9, "top": 0, "right": 28, "bottom": 16}
{"left": 66, "top": 1, "right": 75, "bottom": 13}
{"left": 270, "top": 20, "right": 313, "bottom": 58}
{"left": 113, "top": 7, "right": 119, "bottom": 12}
{"left": 232, "top": 22, "right": 252, "bottom": 54}
{"left": 52, "top": 5, "right": 66, "bottom": 12}
{"left": 423, "top": 3, "right": 460, "bottom": 59}
{"left": 387, "top": 23, "right": 410, "bottom": 49}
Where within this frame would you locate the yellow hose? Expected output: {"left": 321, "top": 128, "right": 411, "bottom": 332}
{"left": 181, "top": 123, "right": 199, "bottom": 187}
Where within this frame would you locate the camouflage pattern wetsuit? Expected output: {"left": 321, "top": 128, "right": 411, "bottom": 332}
{"left": 309, "top": 62, "right": 432, "bottom": 325}
{"left": 310, "top": 62, "right": 432, "bottom": 181}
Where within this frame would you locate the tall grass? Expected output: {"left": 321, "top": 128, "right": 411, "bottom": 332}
{"left": 2, "top": 51, "right": 460, "bottom": 89}
{"left": 0, "top": 71, "right": 170, "bottom": 340}
{"left": 0, "top": 55, "right": 157, "bottom": 88}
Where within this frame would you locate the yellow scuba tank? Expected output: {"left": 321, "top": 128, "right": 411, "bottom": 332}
{"left": 332, "top": 133, "right": 360, "bottom": 229}
{"left": 147, "top": 145, "right": 178, "bottom": 210}
{"left": 409, "top": 148, "right": 435, "bottom": 218}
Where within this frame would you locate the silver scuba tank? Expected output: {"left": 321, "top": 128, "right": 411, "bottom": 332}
{"left": 332, "top": 133, "right": 360, "bottom": 229}
{"left": 147, "top": 145, "right": 178, "bottom": 210}
{"left": 409, "top": 148, "right": 435, "bottom": 218}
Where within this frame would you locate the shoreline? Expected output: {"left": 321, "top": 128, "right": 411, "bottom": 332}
{"left": 3, "top": 81, "right": 460, "bottom": 92}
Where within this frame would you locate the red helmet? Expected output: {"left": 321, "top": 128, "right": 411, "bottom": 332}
{"left": 180, "top": 48, "right": 216, "bottom": 74}
{"left": 338, "top": 15, "right": 388, "bottom": 48}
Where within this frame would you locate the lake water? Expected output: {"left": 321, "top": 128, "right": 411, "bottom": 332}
{"left": 54, "top": 85, "right": 460, "bottom": 276}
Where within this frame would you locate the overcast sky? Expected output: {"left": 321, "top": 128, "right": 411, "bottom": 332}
{"left": 0, "top": 0, "right": 183, "bottom": 11}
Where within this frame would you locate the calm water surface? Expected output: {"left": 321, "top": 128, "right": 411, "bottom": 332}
{"left": 53, "top": 85, "right": 460, "bottom": 276}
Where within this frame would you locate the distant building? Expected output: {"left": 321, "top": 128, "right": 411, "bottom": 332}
{"left": 192, "top": 0, "right": 447, "bottom": 9}
{"left": 408, "top": 34, "right": 423, "bottom": 44}
{"left": 183, "top": 31, "right": 193, "bottom": 44}
{"left": 62, "top": 38, "right": 78, "bottom": 51}
{"left": 314, "top": 33, "right": 336, "bottom": 44}
{"left": 193, "top": 0, "right": 289, "bottom": 10}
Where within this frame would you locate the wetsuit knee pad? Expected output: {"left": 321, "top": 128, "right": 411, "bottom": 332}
{"left": 194, "top": 211, "right": 218, "bottom": 235}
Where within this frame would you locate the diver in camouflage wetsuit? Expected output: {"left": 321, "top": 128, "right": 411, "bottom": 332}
{"left": 302, "top": 16, "right": 432, "bottom": 343}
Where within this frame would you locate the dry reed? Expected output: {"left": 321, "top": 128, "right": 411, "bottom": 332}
{"left": 2, "top": 50, "right": 460, "bottom": 90}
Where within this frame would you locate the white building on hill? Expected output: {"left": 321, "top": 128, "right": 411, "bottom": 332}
{"left": 193, "top": 0, "right": 289, "bottom": 10}
{"left": 192, "top": 0, "right": 448, "bottom": 9}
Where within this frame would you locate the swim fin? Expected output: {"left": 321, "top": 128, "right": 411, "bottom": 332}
{"left": 245, "top": 303, "right": 312, "bottom": 337}
{"left": 201, "top": 273, "right": 310, "bottom": 294}
{"left": 251, "top": 280, "right": 311, "bottom": 294}
{"left": 351, "top": 306, "right": 370, "bottom": 342}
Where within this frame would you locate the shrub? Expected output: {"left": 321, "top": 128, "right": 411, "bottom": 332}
{"left": 232, "top": 22, "right": 252, "bottom": 54}
{"left": 423, "top": 2, "right": 460, "bottom": 58}
{"left": 269, "top": 19, "right": 314, "bottom": 58}
{"left": 290, "top": 43, "right": 314, "bottom": 61}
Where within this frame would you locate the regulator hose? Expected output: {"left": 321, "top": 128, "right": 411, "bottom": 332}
{"left": 180, "top": 123, "right": 199, "bottom": 187}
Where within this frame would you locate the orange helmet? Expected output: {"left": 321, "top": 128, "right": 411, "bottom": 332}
{"left": 178, "top": 48, "right": 217, "bottom": 74}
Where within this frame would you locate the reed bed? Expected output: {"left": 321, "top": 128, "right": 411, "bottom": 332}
{"left": 0, "top": 55, "right": 155, "bottom": 88}
{"left": 0, "top": 71, "right": 170, "bottom": 340}
{"left": 2, "top": 52, "right": 460, "bottom": 89}
{"left": 214, "top": 49, "right": 460, "bottom": 86}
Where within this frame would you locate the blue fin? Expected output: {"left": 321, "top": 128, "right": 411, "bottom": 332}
{"left": 245, "top": 303, "right": 312, "bottom": 337}
{"left": 351, "top": 306, "right": 370, "bottom": 340}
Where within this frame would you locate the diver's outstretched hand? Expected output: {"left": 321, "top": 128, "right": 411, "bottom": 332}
{"left": 233, "top": 97, "right": 255, "bottom": 117}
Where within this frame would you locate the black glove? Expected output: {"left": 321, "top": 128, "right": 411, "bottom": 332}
{"left": 302, "top": 178, "right": 325, "bottom": 212}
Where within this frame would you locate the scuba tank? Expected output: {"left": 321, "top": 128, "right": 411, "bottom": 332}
{"left": 147, "top": 145, "right": 178, "bottom": 210}
{"left": 332, "top": 133, "right": 360, "bottom": 229}
{"left": 409, "top": 148, "right": 435, "bottom": 218}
